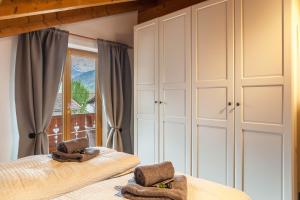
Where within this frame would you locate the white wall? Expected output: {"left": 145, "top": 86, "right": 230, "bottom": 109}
{"left": 0, "top": 36, "right": 19, "bottom": 162}
{"left": 0, "top": 11, "right": 137, "bottom": 162}
{"left": 60, "top": 11, "right": 137, "bottom": 47}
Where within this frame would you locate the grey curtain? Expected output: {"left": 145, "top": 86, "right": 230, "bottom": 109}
{"left": 15, "top": 28, "right": 69, "bottom": 158}
{"left": 97, "top": 39, "right": 132, "bottom": 153}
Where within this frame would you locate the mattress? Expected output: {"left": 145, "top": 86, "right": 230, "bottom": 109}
{"left": 53, "top": 173, "right": 251, "bottom": 200}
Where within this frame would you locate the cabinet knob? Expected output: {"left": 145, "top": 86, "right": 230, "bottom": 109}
{"left": 236, "top": 102, "right": 240, "bottom": 107}
{"left": 154, "top": 101, "right": 158, "bottom": 104}
{"left": 228, "top": 102, "right": 232, "bottom": 106}
{"left": 160, "top": 101, "right": 163, "bottom": 104}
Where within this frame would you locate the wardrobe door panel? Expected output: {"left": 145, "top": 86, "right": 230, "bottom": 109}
{"left": 159, "top": 8, "right": 192, "bottom": 174}
{"left": 134, "top": 20, "right": 159, "bottom": 165}
{"left": 164, "top": 90, "right": 186, "bottom": 117}
{"left": 192, "top": 0, "right": 235, "bottom": 186}
{"left": 137, "top": 90, "right": 155, "bottom": 115}
{"left": 243, "top": 131, "right": 282, "bottom": 200}
{"left": 198, "top": 126, "right": 227, "bottom": 185}
{"left": 243, "top": 86, "right": 283, "bottom": 124}
{"left": 196, "top": 2, "right": 227, "bottom": 81}
{"left": 163, "top": 122, "right": 186, "bottom": 172}
{"left": 197, "top": 87, "right": 227, "bottom": 120}
{"left": 235, "top": 0, "right": 288, "bottom": 199}
{"left": 162, "top": 16, "right": 186, "bottom": 83}
{"left": 243, "top": 0, "right": 283, "bottom": 77}
{"left": 137, "top": 119, "right": 156, "bottom": 164}
{"left": 137, "top": 28, "right": 156, "bottom": 84}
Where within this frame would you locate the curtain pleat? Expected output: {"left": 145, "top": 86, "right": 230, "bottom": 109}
{"left": 97, "top": 39, "right": 132, "bottom": 153}
{"left": 15, "top": 28, "right": 69, "bottom": 158}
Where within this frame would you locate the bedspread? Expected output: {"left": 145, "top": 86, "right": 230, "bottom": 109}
{"left": 0, "top": 147, "right": 140, "bottom": 200}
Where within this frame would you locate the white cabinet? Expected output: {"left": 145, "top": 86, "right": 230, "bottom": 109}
{"left": 134, "top": 8, "right": 192, "bottom": 174}
{"left": 134, "top": 0, "right": 298, "bottom": 199}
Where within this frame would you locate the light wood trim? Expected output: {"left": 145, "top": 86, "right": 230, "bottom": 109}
{"left": 0, "top": 1, "right": 138, "bottom": 38}
{"left": 0, "top": 0, "right": 136, "bottom": 20}
{"left": 69, "top": 48, "right": 98, "bottom": 58}
{"left": 96, "top": 72, "right": 103, "bottom": 146}
{"left": 63, "top": 49, "right": 72, "bottom": 141}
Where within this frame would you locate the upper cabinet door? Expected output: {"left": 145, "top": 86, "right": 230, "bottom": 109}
{"left": 191, "top": 0, "right": 235, "bottom": 186}
{"left": 235, "top": 0, "right": 288, "bottom": 200}
{"left": 158, "top": 7, "right": 192, "bottom": 174}
{"left": 134, "top": 19, "right": 159, "bottom": 165}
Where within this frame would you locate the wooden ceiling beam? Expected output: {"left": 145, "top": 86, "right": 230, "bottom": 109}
{"left": 0, "top": 0, "right": 136, "bottom": 20}
{"left": 138, "top": 0, "right": 206, "bottom": 23}
{"left": 0, "top": 1, "right": 138, "bottom": 38}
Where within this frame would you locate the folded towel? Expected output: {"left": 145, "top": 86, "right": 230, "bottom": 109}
{"left": 134, "top": 162, "right": 175, "bottom": 187}
{"left": 52, "top": 148, "right": 99, "bottom": 162}
{"left": 57, "top": 138, "right": 89, "bottom": 153}
{"left": 121, "top": 175, "right": 187, "bottom": 200}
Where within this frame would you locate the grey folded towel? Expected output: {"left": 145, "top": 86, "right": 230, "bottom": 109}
{"left": 121, "top": 175, "right": 187, "bottom": 200}
{"left": 134, "top": 162, "right": 175, "bottom": 187}
{"left": 57, "top": 138, "right": 89, "bottom": 153}
{"left": 52, "top": 148, "right": 99, "bottom": 162}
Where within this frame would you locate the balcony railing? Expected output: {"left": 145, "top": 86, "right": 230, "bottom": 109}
{"left": 47, "top": 113, "right": 96, "bottom": 153}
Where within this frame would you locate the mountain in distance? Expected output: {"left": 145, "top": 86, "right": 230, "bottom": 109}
{"left": 71, "top": 55, "right": 96, "bottom": 92}
{"left": 72, "top": 56, "right": 95, "bottom": 73}
{"left": 73, "top": 70, "right": 96, "bottom": 92}
{"left": 72, "top": 68, "right": 83, "bottom": 79}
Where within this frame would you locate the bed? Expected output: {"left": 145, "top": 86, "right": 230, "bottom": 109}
{"left": 0, "top": 147, "right": 250, "bottom": 200}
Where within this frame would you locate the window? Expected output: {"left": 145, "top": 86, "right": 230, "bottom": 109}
{"left": 47, "top": 49, "right": 102, "bottom": 152}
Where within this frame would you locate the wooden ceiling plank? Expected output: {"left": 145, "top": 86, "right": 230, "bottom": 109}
{"left": 138, "top": 0, "right": 207, "bottom": 23}
{"left": 0, "top": 1, "right": 138, "bottom": 38}
{"left": 0, "top": 0, "right": 136, "bottom": 20}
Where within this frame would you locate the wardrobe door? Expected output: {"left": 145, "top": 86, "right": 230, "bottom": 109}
{"left": 158, "top": 8, "right": 192, "bottom": 174}
{"left": 192, "top": 0, "right": 235, "bottom": 186}
{"left": 235, "top": 0, "right": 289, "bottom": 199}
{"left": 134, "top": 19, "right": 159, "bottom": 165}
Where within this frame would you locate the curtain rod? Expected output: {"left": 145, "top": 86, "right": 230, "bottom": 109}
{"left": 69, "top": 33, "right": 133, "bottom": 49}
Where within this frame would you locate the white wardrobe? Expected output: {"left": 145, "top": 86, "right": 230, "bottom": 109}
{"left": 134, "top": 0, "right": 299, "bottom": 199}
{"left": 134, "top": 8, "right": 192, "bottom": 174}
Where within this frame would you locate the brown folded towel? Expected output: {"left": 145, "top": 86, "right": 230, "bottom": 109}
{"left": 57, "top": 138, "right": 89, "bottom": 153}
{"left": 52, "top": 148, "right": 99, "bottom": 162}
{"left": 134, "top": 162, "right": 175, "bottom": 187}
{"left": 121, "top": 175, "right": 187, "bottom": 200}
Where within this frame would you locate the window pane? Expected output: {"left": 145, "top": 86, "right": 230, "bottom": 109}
{"left": 71, "top": 54, "right": 97, "bottom": 147}
{"left": 47, "top": 82, "right": 64, "bottom": 153}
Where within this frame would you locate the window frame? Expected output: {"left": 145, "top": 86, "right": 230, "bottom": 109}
{"left": 63, "top": 48, "right": 102, "bottom": 146}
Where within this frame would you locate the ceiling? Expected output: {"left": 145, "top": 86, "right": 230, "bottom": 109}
{"left": 0, "top": 0, "right": 142, "bottom": 37}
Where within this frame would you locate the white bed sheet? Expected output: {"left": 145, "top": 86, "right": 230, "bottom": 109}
{"left": 53, "top": 173, "right": 251, "bottom": 200}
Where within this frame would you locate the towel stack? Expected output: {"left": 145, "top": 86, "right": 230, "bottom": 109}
{"left": 121, "top": 162, "right": 187, "bottom": 200}
{"left": 52, "top": 138, "right": 99, "bottom": 162}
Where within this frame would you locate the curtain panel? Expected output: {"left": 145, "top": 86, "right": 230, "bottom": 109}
{"left": 15, "top": 28, "right": 69, "bottom": 158}
{"left": 97, "top": 39, "right": 132, "bottom": 153}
